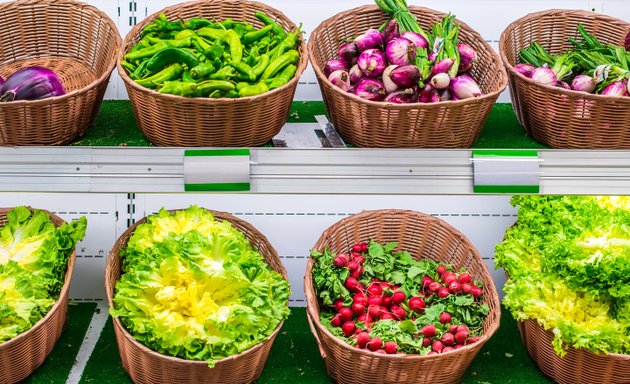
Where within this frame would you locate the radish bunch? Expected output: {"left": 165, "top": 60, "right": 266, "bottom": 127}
{"left": 311, "top": 240, "right": 489, "bottom": 356}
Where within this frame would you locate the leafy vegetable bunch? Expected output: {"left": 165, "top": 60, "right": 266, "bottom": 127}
{"left": 311, "top": 240, "right": 489, "bottom": 355}
{"left": 495, "top": 196, "right": 630, "bottom": 356}
{"left": 110, "top": 206, "right": 290, "bottom": 366}
{"left": 0, "top": 206, "right": 87, "bottom": 343}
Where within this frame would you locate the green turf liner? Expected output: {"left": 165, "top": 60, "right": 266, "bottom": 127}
{"left": 80, "top": 306, "right": 552, "bottom": 384}
{"left": 22, "top": 302, "right": 97, "bottom": 384}
{"left": 71, "top": 101, "right": 545, "bottom": 149}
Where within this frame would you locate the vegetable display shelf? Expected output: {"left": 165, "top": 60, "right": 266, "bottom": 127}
{"left": 0, "top": 101, "right": 629, "bottom": 195}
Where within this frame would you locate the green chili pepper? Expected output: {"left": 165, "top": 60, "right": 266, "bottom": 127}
{"left": 135, "top": 63, "right": 184, "bottom": 88}
{"left": 190, "top": 62, "right": 216, "bottom": 79}
{"left": 146, "top": 36, "right": 192, "bottom": 48}
{"left": 208, "top": 44, "right": 225, "bottom": 61}
{"left": 270, "top": 24, "right": 301, "bottom": 60}
{"left": 145, "top": 47, "right": 200, "bottom": 72}
{"left": 194, "top": 80, "right": 235, "bottom": 97}
{"left": 130, "top": 59, "right": 150, "bottom": 80}
{"left": 196, "top": 28, "right": 243, "bottom": 63}
{"left": 182, "top": 70, "right": 194, "bottom": 83}
{"left": 221, "top": 18, "right": 235, "bottom": 29}
{"left": 226, "top": 90, "right": 240, "bottom": 98}
{"left": 158, "top": 81, "right": 197, "bottom": 96}
{"left": 251, "top": 54, "right": 270, "bottom": 80}
{"left": 236, "top": 82, "right": 250, "bottom": 92}
{"left": 209, "top": 90, "right": 224, "bottom": 98}
{"left": 238, "top": 82, "right": 269, "bottom": 97}
{"left": 261, "top": 49, "right": 299, "bottom": 80}
{"left": 254, "top": 11, "right": 287, "bottom": 39}
{"left": 233, "top": 23, "right": 247, "bottom": 38}
{"left": 232, "top": 62, "right": 256, "bottom": 82}
{"left": 183, "top": 17, "right": 212, "bottom": 30}
{"left": 174, "top": 29, "right": 197, "bottom": 40}
{"left": 128, "top": 38, "right": 152, "bottom": 54}
{"left": 242, "top": 24, "right": 273, "bottom": 45}
{"left": 142, "top": 14, "right": 184, "bottom": 36}
{"left": 209, "top": 66, "right": 237, "bottom": 80}
{"left": 120, "top": 60, "right": 137, "bottom": 74}
{"left": 267, "top": 64, "right": 297, "bottom": 90}
{"left": 125, "top": 42, "right": 169, "bottom": 61}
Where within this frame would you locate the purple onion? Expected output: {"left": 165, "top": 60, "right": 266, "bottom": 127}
{"left": 354, "top": 77, "right": 386, "bottom": 101}
{"left": 357, "top": 49, "right": 387, "bottom": 77}
{"left": 625, "top": 30, "right": 630, "bottom": 51}
{"left": 419, "top": 84, "right": 434, "bottom": 102}
{"left": 386, "top": 37, "right": 416, "bottom": 66}
{"left": 557, "top": 81, "right": 571, "bottom": 90}
{"left": 514, "top": 63, "right": 536, "bottom": 78}
{"left": 390, "top": 65, "right": 420, "bottom": 88}
{"left": 324, "top": 59, "right": 349, "bottom": 78}
{"left": 0, "top": 76, "right": 4, "bottom": 88}
{"left": 571, "top": 75, "right": 596, "bottom": 93}
{"left": 428, "top": 52, "right": 437, "bottom": 62}
{"left": 400, "top": 31, "right": 428, "bottom": 49}
{"left": 601, "top": 81, "right": 628, "bottom": 96}
{"left": 439, "top": 88, "right": 451, "bottom": 101}
{"left": 328, "top": 70, "right": 351, "bottom": 92}
{"left": 0, "top": 66, "right": 65, "bottom": 102}
{"left": 382, "top": 19, "right": 400, "bottom": 44}
{"left": 450, "top": 75, "right": 483, "bottom": 99}
{"left": 354, "top": 29, "right": 383, "bottom": 51}
{"left": 420, "top": 88, "right": 440, "bottom": 103}
{"left": 430, "top": 73, "right": 451, "bottom": 89}
{"left": 529, "top": 67, "right": 557, "bottom": 86}
{"left": 384, "top": 87, "right": 418, "bottom": 104}
{"left": 382, "top": 65, "right": 399, "bottom": 93}
{"left": 348, "top": 64, "right": 364, "bottom": 84}
{"left": 432, "top": 58, "right": 454, "bottom": 75}
{"left": 457, "top": 43, "right": 476, "bottom": 73}
{"left": 338, "top": 42, "right": 359, "bottom": 66}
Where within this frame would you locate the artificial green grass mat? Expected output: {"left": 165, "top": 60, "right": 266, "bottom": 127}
{"left": 71, "top": 101, "right": 546, "bottom": 149}
{"left": 23, "top": 302, "right": 97, "bottom": 384}
{"left": 80, "top": 306, "right": 551, "bottom": 384}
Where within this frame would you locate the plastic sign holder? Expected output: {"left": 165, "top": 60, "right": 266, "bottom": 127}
{"left": 183, "top": 149, "right": 250, "bottom": 192}
{"left": 472, "top": 150, "right": 540, "bottom": 193}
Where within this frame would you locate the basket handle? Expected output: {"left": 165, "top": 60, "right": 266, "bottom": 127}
{"left": 306, "top": 310, "right": 327, "bottom": 360}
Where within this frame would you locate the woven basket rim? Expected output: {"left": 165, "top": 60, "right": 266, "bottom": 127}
{"left": 499, "top": 8, "right": 630, "bottom": 103}
{"left": 105, "top": 207, "right": 289, "bottom": 366}
{"left": 308, "top": 4, "right": 508, "bottom": 110}
{"left": 0, "top": 0, "right": 121, "bottom": 105}
{"left": 304, "top": 208, "right": 501, "bottom": 361}
{"left": 117, "top": 0, "right": 308, "bottom": 104}
{"left": 0, "top": 206, "right": 76, "bottom": 349}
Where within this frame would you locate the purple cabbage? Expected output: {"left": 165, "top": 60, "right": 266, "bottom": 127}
{"left": 354, "top": 78, "right": 386, "bottom": 101}
{"left": 338, "top": 42, "right": 359, "bottom": 66}
{"left": 386, "top": 37, "right": 416, "bottom": 66}
{"left": 0, "top": 66, "right": 65, "bottom": 102}
{"left": 382, "top": 19, "right": 400, "bottom": 44}
{"left": 529, "top": 67, "right": 557, "bottom": 86}
{"left": 450, "top": 75, "right": 483, "bottom": 99}
{"left": 514, "top": 63, "right": 536, "bottom": 78}
{"left": 390, "top": 65, "right": 420, "bottom": 88}
{"left": 328, "top": 70, "right": 351, "bottom": 92}
{"left": 571, "top": 75, "right": 596, "bottom": 93}
{"left": 400, "top": 31, "right": 428, "bottom": 49}
{"left": 457, "top": 43, "right": 476, "bottom": 73}
{"left": 348, "top": 64, "right": 364, "bottom": 84}
{"left": 354, "top": 29, "right": 383, "bottom": 51}
{"left": 324, "top": 59, "right": 349, "bottom": 78}
{"left": 357, "top": 49, "right": 387, "bottom": 77}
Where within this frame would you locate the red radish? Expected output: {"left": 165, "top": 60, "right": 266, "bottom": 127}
{"left": 436, "top": 265, "right": 447, "bottom": 275}
{"left": 352, "top": 302, "right": 366, "bottom": 316}
{"left": 352, "top": 243, "right": 363, "bottom": 253}
{"left": 391, "top": 285, "right": 400, "bottom": 290}
{"left": 354, "top": 255, "right": 366, "bottom": 265}
{"left": 448, "top": 281, "right": 461, "bottom": 293}
{"left": 392, "top": 291, "right": 406, "bottom": 304}
{"left": 375, "top": 349, "right": 387, "bottom": 354}
{"left": 360, "top": 242, "right": 368, "bottom": 253}
{"left": 449, "top": 325, "right": 459, "bottom": 334}
{"left": 408, "top": 297, "right": 426, "bottom": 313}
{"left": 432, "top": 340, "right": 444, "bottom": 353}
{"left": 437, "top": 288, "right": 450, "bottom": 298}
{"left": 334, "top": 299, "right": 345, "bottom": 312}
{"left": 347, "top": 261, "right": 360, "bottom": 272}
{"left": 331, "top": 315, "right": 342, "bottom": 327}
{"left": 333, "top": 255, "right": 348, "bottom": 268}
{"left": 455, "top": 331, "right": 469, "bottom": 344}
{"left": 428, "top": 351, "right": 438, "bottom": 356}
{"left": 367, "top": 295, "right": 383, "bottom": 306}
{"left": 420, "top": 324, "right": 436, "bottom": 337}
{"left": 339, "top": 307, "right": 353, "bottom": 322}
{"left": 381, "top": 282, "right": 391, "bottom": 289}
{"left": 468, "top": 336, "right": 480, "bottom": 344}
{"left": 357, "top": 313, "right": 372, "bottom": 324}
{"left": 351, "top": 252, "right": 362, "bottom": 260}
{"left": 342, "top": 321, "right": 357, "bottom": 336}
{"left": 353, "top": 293, "right": 368, "bottom": 306}
{"left": 421, "top": 276, "right": 433, "bottom": 288}
{"left": 367, "top": 284, "right": 383, "bottom": 296}
{"left": 461, "top": 283, "right": 472, "bottom": 294}
{"left": 384, "top": 341, "right": 398, "bottom": 354}
{"left": 368, "top": 337, "right": 383, "bottom": 351}
{"left": 471, "top": 285, "right": 483, "bottom": 299}
{"left": 351, "top": 267, "right": 363, "bottom": 279}
{"left": 345, "top": 277, "right": 362, "bottom": 293}
{"left": 381, "top": 312, "right": 395, "bottom": 320}
{"left": 442, "top": 333, "right": 455, "bottom": 346}
{"left": 357, "top": 332, "right": 371, "bottom": 348}
{"left": 390, "top": 305, "right": 406, "bottom": 320}
{"left": 454, "top": 344, "right": 465, "bottom": 349}
{"left": 422, "top": 337, "right": 431, "bottom": 347}
{"left": 442, "top": 272, "right": 457, "bottom": 285}
{"left": 368, "top": 305, "right": 383, "bottom": 319}
{"left": 456, "top": 325, "right": 468, "bottom": 333}
{"left": 355, "top": 327, "right": 363, "bottom": 335}
{"left": 439, "top": 312, "right": 452, "bottom": 324}
{"left": 458, "top": 273, "right": 472, "bottom": 284}
{"left": 442, "top": 346, "right": 455, "bottom": 353}
{"left": 382, "top": 296, "right": 392, "bottom": 308}
{"left": 428, "top": 281, "right": 442, "bottom": 293}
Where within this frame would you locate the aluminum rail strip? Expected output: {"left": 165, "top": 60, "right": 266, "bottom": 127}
{"left": 0, "top": 147, "right": 628, "bottom": 194}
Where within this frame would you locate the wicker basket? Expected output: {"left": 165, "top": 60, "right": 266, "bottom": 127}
{"left": 308, "top": 6, "right": 508, "bottom": 148}
{"left": 105, "top": 209, "right": 288, "bottom": 384}
{"left": 0, "top": 0, "right": 120, "bottom": 146}
{"left": 119, "top": 0, "right": 308, "bottom": 147}
{"left": 517, "top": 318, "right": 630, "bottom": 384}
{"left": 304, "top": 209, "right": 501, "bottom": 384}
{"left": 500, "top": 9, "right": 630, "bottom": 149}
{"left": 0, "top": 208, "right": 76, "bottom": 384}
